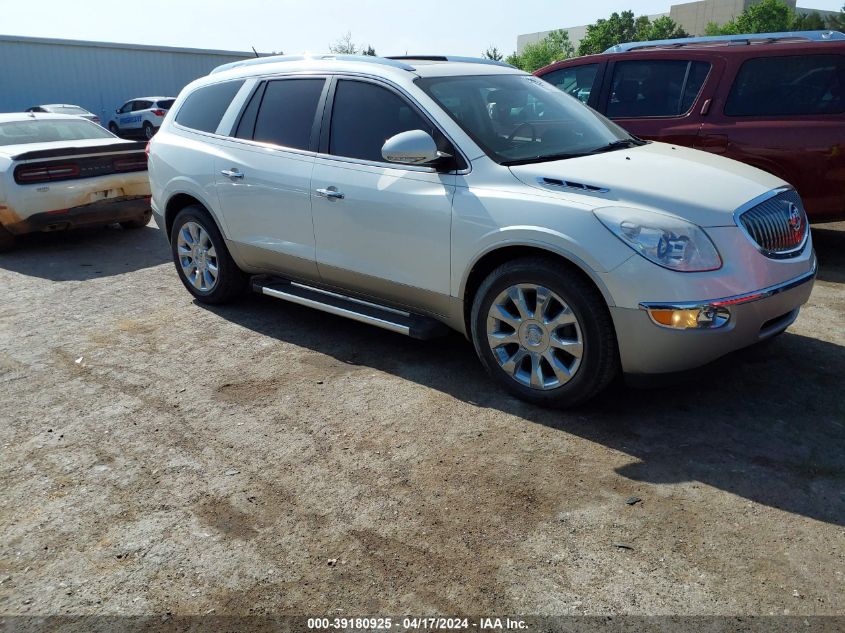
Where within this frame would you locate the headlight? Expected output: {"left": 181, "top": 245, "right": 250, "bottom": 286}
{"left": 594, "top": 207, "right": 722, "bottom": 272}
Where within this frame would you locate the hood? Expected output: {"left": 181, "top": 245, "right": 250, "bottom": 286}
{"left": 508, "top": 142, "right": 786, "bottom": 227}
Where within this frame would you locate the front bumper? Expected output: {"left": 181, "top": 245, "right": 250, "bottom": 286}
{"left": 611, "top": 260, "right": 817, "bottom": 375}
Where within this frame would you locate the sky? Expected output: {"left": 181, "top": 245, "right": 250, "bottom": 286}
{"left": 1, "top": 0, "right": 841, "bottom": 57}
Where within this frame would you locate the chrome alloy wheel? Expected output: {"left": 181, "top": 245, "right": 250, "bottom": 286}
{"left": 486, "top": 284, "right": 584, "bottom": 390}
{"left": 176, "top": 221, "right": 219, "bottom": 293}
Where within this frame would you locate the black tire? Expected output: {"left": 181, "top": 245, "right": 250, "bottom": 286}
{"left": 142, "top": 122, "right": 154, "bottom": 140}
{"left": 108, "top": 122, "right": 119, "bottom": 135}
{"left": 470, "top": 257, "right": 619, "bottom": 408}
{"left": 119, "top": 208, "right": 152, "bottom": 230}
{"left": 0, "top": 224, "right": 15, "bottom": 253}
{"left": 169, "top": 205, "right": 248, "bottom": 304}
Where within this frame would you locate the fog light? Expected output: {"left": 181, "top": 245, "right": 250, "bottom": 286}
{"left": 644, "top": 305, "right": 730, "bottom": 330}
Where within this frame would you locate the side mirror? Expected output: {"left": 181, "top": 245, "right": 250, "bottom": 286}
{"left": 381, "top": 129, "right": 446, "bottom": 165}
{"left": 115, "top": 109, "right": 120, "bottom": 114}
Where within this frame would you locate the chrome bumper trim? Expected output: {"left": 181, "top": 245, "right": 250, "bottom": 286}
{"left": 639, "top": 257, "right": 817, "bottom": 312}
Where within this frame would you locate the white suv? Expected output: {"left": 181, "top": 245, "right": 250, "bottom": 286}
{"left": 109, "top": 97, "right": 175, "bottom": 139}
{"left": 148, "top": 54, "right": 816, "bottom": 407}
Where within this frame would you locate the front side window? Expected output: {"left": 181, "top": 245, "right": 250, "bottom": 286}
{"left": 250, "top": 79, "right": 325, "bottom": 150}
{"left": 119, "top": 102, "right": 133, "bottom": 114}
{"left": 175, "top": 80, "right": 245, "bottom": 134}
{"left": 607, "top": 60, "right": 710, "bottom": 119}
{"left": 541, "top": 64, "right": 600, "bottom": 104}
{"left": 0, "top": 119, "right": 114, "bottom": 146}
{"left": 329, "top": 80, "right": 435, "bottom": 162}
{"left": 725, "top": 54, "right": 845, "bottom": 116}
{"left": 417, "top": 73, "right": 634, "bottom": 165}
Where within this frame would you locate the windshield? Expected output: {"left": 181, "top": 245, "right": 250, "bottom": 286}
{"left": 0, "top": 119, "right": 114, "bottom": 146}
{"left": 416, "top": 74, "right": 637, "bottom": 165}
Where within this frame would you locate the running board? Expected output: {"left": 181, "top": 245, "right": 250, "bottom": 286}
{"left": 252, "top": 278, "right": 449, "bottom": 340}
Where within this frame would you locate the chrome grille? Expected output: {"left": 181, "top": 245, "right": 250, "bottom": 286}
{"left": 737, "top": 189, "right": 808, "bottom": 258}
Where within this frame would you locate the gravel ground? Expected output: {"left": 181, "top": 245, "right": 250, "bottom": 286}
{"left": 0, "top": 221, "right": 843, "bottom": 620}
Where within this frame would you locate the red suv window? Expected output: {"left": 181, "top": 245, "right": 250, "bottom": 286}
{"left": 725, "top": 54, "right": 845, "bottom": 117}
{"left": 539, "top": 64, "right": 600, "bottom": 104}
{"left": 607, "top": 60, "right": 710, "bottom": 119}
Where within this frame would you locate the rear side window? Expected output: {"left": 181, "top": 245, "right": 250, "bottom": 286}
{"left": 541, "top": 64, "right": 599, "bottom": 104}
{"left": 156, "top": 99, "right": 175, "bottom": 110}
{"left": 175, "top": 80, "right": 245, "bottom": 133}
{"left": 132, "top": 101, "right": 153, "bottom": 111}
{"left": 607, "top": 60, "right": 710, "bottom": 118}
{"left": 250, "top": 79, "right": 325, "bottom": 150}
{"left": 329, "top": 80, "right": 434, "bottom": 162}
{"left": 725, "top": 54, "right": 845, "bottom": 116}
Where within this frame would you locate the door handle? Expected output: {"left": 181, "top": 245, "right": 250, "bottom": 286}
{"left": 316, "top": 188, "right": 344, "bottom": 199}
{"left": 221, "top": 168, "right": 244, "bottom": 179}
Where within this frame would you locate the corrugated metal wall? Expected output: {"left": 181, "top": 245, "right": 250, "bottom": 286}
{"left": 0, "top": 36, "right": 250, "bottom": 122}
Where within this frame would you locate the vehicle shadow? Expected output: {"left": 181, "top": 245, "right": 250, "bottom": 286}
{"left": 0, "top": 224, "right": 170, "bottom": 281}
{"left": 812, "top": 222, "right": 845, "bottom": 284}
{"left": 201, "top": 294, "right": 845, "bottom": 527}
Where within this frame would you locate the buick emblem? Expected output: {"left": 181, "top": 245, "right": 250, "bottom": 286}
{"left": 786, "top": 203, "right": 802, "bottom": 233}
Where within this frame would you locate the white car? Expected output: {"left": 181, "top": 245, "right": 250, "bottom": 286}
{"left": 148, "top": 55, "right": 815, "bottom": 407}
{"left": 108, "top": 97, "right": 175, "bottom": 140}
{"left": 26, "top": 104, "right": 101, "bottom": 126}
{"left": 0, "top": 113, "right": 151, "bottom": 250}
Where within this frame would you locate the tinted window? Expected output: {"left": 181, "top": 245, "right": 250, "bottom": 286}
{"left": 156, "top": 99, "right": 175, "bottom": 110}
{"left": 0, "top": 119, "right": 113, "bottom": 146}
{"left": 132, "top": 100, "right": 153, "bottom": 111}
{"left": 607, "top": 60, "right": 710, "bottom": 118}
{"left": 541, "top": 64, "right": 599, "bottom": 104}
{"left": 175, "top": 80, "right": 245, "bottom": 133}
{"left": 119, "top": 102, "right": 133, "bottom": 114}
{"left": 251, "top": 79, "right": 325, "bottom": 150}
{"left": 725, "top": 54, "right": 845, "bottom": 116}
{"left": 330, "top": 80, "right": 434, "bottom": 162}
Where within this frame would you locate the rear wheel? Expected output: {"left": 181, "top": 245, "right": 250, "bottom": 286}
{"left": 169, "top": 205, "right": 248, "bottom": 304}
{"left": 471, "top": 257, "right": 619, "bottom": 408}
{"left": 120, "top": 208, "right": 152, "bottom": 230}
{"left": 142, "top": 122, "right": 154, "bottom": 140}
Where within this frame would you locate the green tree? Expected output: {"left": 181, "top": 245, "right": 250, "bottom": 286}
{"left": 510, "top": 29, "right": 574, "bottom": 72}
{"left": 483, "top": 46, "right": 504, "bottom": 61}
{"left": 361, "top": 45, "right": 377, "bottom": 56}
{"left": 792, "top": 11, "right": 826, "bottom": 30}
{"left": 705, "top": 0, "right": 795, "bottom": 35}
{"left": 577, "top": 11, "right": 687, "bottom": 55}
{"left": 826, "top": 4, "right": 844, "bottom": 30}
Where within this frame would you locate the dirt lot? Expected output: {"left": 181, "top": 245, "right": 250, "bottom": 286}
{"left": 0, "top": 220, "right": 843, "bottom": 620}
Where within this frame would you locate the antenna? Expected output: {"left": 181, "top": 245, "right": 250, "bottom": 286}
{"left": 251, "top": 46, "right": 259, "bottom": 58}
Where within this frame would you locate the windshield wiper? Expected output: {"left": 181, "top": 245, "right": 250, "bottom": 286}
{"left": 501, "top": 152, "right": 590, "bottom": 166}
{"left": 588, "top": 138, "right": 647, "bottom": 154}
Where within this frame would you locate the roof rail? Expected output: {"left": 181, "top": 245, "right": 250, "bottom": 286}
{"left": 604, "top": 30, "right": 845, "bottom": 53}
{"left": 386, "top": 55, "right": 515, "bottom": 68}
{"left": 211, "top": 54, "right": 416, "bottom": 75}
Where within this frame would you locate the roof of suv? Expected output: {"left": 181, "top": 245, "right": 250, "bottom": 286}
{"left": 537, "top": 31, "right": 845, "bottom": 75}
{"left": 210, "top": 54, "right": 522, "bottom": 81}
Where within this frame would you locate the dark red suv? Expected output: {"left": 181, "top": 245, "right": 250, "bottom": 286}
{"left": 535, "top": 32, "right": 845, "bottom": 222}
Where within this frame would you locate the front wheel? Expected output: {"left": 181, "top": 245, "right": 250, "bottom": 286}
{"left": 169, "top": 205, "right": 248, "bottom": 304}
{"left": 470, "top": 257, "right": 619, "bottom": 408}
{"left": 108, "top": 122, "right": 119, "bottom": 135}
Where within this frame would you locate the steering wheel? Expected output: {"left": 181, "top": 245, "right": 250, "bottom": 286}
{"left": 508, "top": 122, "right": 538, "bottom": 144}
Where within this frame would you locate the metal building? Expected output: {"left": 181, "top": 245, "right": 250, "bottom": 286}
{"left": 0, "top": 34, "right": 253, "bottom": 122}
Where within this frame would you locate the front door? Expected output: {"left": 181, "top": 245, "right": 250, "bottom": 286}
{"left": 311, "top": 78, "right": 454, "bottom": 314}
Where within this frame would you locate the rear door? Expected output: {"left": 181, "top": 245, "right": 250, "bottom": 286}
{"left": 696, "top": 52, "right": 845, "bottom": 219}
{"left": 597, "top": 54, "right": 723, "bottom": 146}
{"left": 213, "top": 77, "right": 328, "bottom": 280}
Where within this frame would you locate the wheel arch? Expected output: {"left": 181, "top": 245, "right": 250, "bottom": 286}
{"left": 460, "top": 242, "right": 616, "bottom": 337}
{"left": 164, "top": 191, "right": 220, "bottom": 240}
